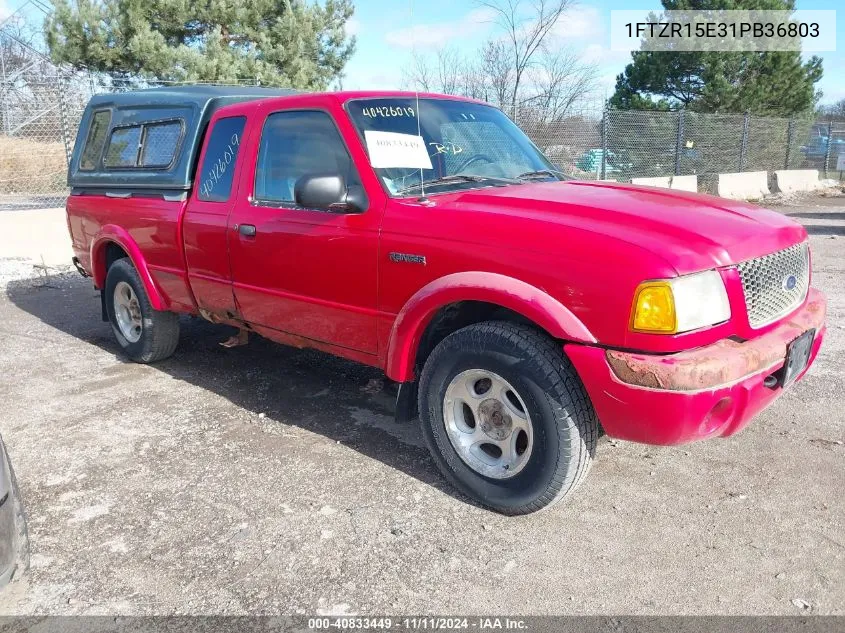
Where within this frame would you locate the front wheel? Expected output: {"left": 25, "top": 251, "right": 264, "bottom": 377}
{"left": 418, "top": 322, "right": 597, "bottom": 515}
{"left": 104, "top": 258, "right": 180, "bottom": 363}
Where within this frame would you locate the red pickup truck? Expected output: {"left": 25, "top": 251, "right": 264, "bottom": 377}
{"left": 66, "top": 86, "right": 826, "bottom": 514}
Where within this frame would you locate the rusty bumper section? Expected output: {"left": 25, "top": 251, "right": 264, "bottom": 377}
{"left": 607, "top": 289, "right": 827, "bottom": 392}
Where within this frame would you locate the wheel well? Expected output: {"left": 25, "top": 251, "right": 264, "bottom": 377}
{"left": 415, "top": 301, "right": 552, "bottom": 372}
{"left": 104, "top": 242, "right": 128, "bottom": 271}
{"left": 97, "top": 243, "right": 130, "bottom": 321}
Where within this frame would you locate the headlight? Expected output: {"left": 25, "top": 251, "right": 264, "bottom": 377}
{"left": 630, "top": 270, "right": 730, "bottom": 334}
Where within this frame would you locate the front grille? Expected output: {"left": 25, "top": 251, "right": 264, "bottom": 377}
{"left": 737, "top": 242, "right": 810, "bottom": 328}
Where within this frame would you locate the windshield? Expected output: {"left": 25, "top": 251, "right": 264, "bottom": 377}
{"left": 347, "top": 98, "right": 563, "bottom": 196}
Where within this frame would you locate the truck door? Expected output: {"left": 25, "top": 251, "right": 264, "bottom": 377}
{"left": 183, "top": 115, "right": 248, "bottom": 318}
{"left": 227, "top": 106, "right": 380, "bottom": 355}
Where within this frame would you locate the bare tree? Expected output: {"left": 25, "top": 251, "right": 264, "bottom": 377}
{"left": 818, "top": 99, "right": 845, "bottom": 119}
{"left": 403, "top": 47, "right": 463, "bottom": 95}
{"left": 434, "top": 47, "right": 462, "bottom": 95}
{"left": 400, "top": 0, "right": 596, "bottom": 125}
{"left": 524, "top": 46, "right": 597, "bottom": 123}
{"left": 402, "top": 50, "right": 434, "bottom": 92}
{"left": 0, "top": 20, "right": 40, "bottom": 82}
{"left": 479, "top": 0, "right": 574, "bottom": 117}
{"left": 460, "top": 58, "right": 491, "bottom": 102}
{"left": 479, "top": 39, "right": 512, "bottom": 109}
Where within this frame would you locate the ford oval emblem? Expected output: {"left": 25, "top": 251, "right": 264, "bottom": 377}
{"left": 783, "top": 274, "right": 798, "bottom": 291}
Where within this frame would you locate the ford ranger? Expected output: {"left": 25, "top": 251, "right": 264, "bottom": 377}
{"left": 65, "top": 86, "right": 827, "bottom": 515}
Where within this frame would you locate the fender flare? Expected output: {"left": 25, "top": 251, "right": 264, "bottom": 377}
{"left": 385, "top": 271, "right": 596, "bottom": 382}
{"left": 90, "top": 225, "right": 168, "bottom": 311}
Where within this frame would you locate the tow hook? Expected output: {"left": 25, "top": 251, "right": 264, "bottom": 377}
{"left": 72, "top": 257, "right": 90, "bottom": 278}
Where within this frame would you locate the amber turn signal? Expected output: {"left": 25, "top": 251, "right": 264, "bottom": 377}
{"left": 631, "top": 282, "right": 677, "bottom": 333}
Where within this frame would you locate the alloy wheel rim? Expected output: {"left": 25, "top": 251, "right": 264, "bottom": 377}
{"left": 442, "top": 369, "right": 534, "bottom": 479}
{"left": 113, "top": 281, "right": 143, "bottom": 343}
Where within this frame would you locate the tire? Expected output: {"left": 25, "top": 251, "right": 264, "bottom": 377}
{"left": 418, "top": 321, "right": 597, "bottom": 515}
{"left": 1, "top": 443, "right": 29, "bottom": 587}
{"left": 104, "top": 258, "right": 180, "bottom": 363}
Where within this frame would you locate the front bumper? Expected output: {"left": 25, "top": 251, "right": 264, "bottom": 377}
{"left": 565, "top": 288, "right": 827, "bottom": 445}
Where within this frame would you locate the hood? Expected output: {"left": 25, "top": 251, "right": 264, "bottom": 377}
{"left": 446, "top": 180, "right": 807, "bottom": 275}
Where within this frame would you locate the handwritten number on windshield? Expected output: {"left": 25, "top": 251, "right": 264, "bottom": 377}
{"left": 362, "top": 106, "right": 416, "bottom": 118}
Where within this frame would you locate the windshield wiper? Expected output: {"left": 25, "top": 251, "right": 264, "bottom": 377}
{"left": 515, "top": 169, "right": 569, "bottom": 181}
{"left": 396, "top": 174, "right": 516, "bottom": 195}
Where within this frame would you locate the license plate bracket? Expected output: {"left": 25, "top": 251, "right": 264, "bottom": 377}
{"left": 781, "top": 328, "right": 815, "bottom": 388}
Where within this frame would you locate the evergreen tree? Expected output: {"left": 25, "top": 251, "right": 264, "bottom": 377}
{"left": 609, "top": 0, "right": 823, "bottom": 115}
{"left": 45, "top": 0, "right": 356, "bottom": 89}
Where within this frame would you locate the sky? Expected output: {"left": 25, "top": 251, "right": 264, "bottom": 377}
{"left": 342, "top": 0, "right": 844, "bottom": 105}
{"left": 2, "top": 0, "right": 842, "bottom": 105}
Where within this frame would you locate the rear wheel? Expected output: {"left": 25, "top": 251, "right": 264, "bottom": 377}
{"left": 104, "top": 258, "right": 180, "bottom": 363}
{"left": 419, "top": 321, "right": 597, "bottom": 515}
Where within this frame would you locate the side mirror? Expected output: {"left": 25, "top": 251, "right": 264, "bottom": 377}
{"left": 294, "top": 173, "right": 367, "bottom": 214}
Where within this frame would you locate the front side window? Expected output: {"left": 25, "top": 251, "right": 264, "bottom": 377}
{"left": 347, "top": 98, "right": 562, "bottom": 196}
{"left": 104, "top": 125, "right": 142, "bottom": 168}
{"left": 254, "top": 110, "right": 360, "bottom": 205}
{"left": 80, "top": 110, "right": 110, "bottom": 170}
{"left": 197, "top": 117, "right": 246, "bottom": 202}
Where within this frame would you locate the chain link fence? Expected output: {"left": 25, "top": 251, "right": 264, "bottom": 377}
{"left": 517, "top": 106, "right": 603, "bottom": 179}
{"left": 1, "top": 23, "right": 844, "bottom": 211}
{"left": 0, "top": 49, "right": 266, "bottom": 209}
{"left": 0, "top": 59, "right": 79, "bottom": 209}
{"left": 521, "top": 106, "right": 844, "bottom": 187}
{"left": 0, "top": 16, "right": 270, "bottom": 210}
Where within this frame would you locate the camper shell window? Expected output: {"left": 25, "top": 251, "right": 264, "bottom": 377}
{"left": 141, "top": 121, "right": 183, "bottom": 167}
{"left": 68, "top": 86, "right": 298, "bottom": 192}
{"left": 103, "top": 119, "right": 184, "bottom": 170}
{"left": 79, "top": 110, "right": 111, "bottom": 171}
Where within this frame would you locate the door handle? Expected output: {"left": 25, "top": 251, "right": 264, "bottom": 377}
{"left": 238, "top": 224, "right": 257, "bottom": 237}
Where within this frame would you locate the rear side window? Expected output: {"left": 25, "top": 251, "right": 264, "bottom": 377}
{"left": 104, "top": 126, "right": 142, "bottom": 168}
{"left": 197, "top": 117, "right": 246, "bottom": 202}
{"left": 103, "top": 119, "right": 184, "bottom": 169}
{"left": 141, "top": 121, "right": 182, "bottom": 167}
{"left": 80, "top": 110, "right": 110, "bottom": 170}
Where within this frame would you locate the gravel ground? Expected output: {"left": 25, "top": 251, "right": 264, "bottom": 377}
{"left": 0, "top": 194, "right": 842, "bottom": 616}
